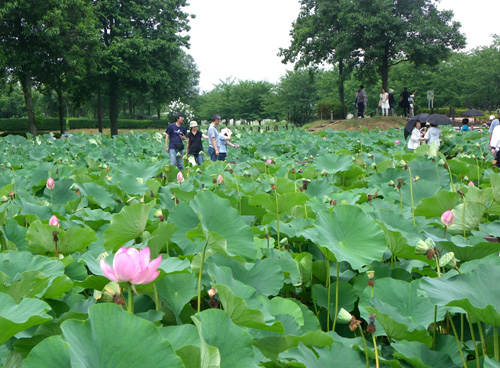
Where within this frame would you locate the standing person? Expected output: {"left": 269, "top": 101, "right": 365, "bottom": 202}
{"left": 408, "top": 90, "right": 417, "bottom": 117}
{"left": 489, "top": 114, "right": 500, "bottom": 148}
{"left": 400, "top": 87, "right": 410, "bottom": 117}
{"left": 208, "top": 114, "right": 221, "bottom": 161}
{"left": 356, "top": 85, "right": 367, "bottom": 118}
{"left": 424, "top": 123, "right": 442, "bottom": 147}
{"left": 490, "top": 122, "right": 500, "bottom": 167}
{"left": 379, "top": 88, "right": 389, "bottom": 116}
{"left": 407, "top": 120, "right": 424, "bottom": 150}
{"left": 461, "top": 118, "right": 470, "bottom": 132}
{"left": 186, "top": 121, "right": 208, "bottom": 165}
{"left": 388, "top": 89, "right": 396, "bottom": 116}
{"left": 165, "top": 112, "right": 187, "bottom": 170}
{"left": 218, "top": 128, "right": 240, "bottom": 161}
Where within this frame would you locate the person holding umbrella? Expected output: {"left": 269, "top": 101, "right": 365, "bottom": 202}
{"left": 424, "top": 123, "right": 442, "bottom": 147}
{"left": 407, "top": 120, "right": 425, "bottom": 150}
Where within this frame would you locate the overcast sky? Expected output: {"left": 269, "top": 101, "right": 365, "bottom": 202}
{"left": 185, "top": 0, "right": 500, "bottom": 92}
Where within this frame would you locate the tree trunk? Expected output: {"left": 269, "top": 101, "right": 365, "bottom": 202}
{"left": 128, "top": 95, "right": 133, "bottom": 118}
{"left": 157, "top": 108, "right": 160, "bottom": 120}
{"left": 109, "top": 76, "right": 119, "bottom": 136}
{"left": 57, "top": 89, "right": 65, "bottom": 134}
{"left": 381, "top": 42, "right": 390, "bottom": 91}
{"left": 19, "top": 73, "right": 37, "bottom": 136}
{"left": 97, "top": 87, "right": 103, "bottom": 133}
{"left": 338, "top": 61, "right": 347, "bottom": 118}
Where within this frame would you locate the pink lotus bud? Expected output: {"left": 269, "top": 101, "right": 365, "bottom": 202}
{"left": 177, "top": 171, "right": 184, "bottom": 183}
{"left": 323, "top": 137, "right": 326, "bottom": 140}
{"left": 99, "top": 247, "right": 161, "bottom": 285}
{"left": 468, "top": 181, "right": 475, "bottom": 187}
{"left": 46, "top": 177, "right": 55, "bottom": 190}
{"left": 266, "top": 159, "right": 272, "bottom": 164}
{"left": 49, "top": 215, "right": 59, "bottom": 227}
{"left": 441, "top": 210, "right": 454, "bottom": 227}
{"left": 217, "top": 174, "right": 223, "bottom": 184}
{"left": 395, "top": 140, "right": 401, "bottom": 145}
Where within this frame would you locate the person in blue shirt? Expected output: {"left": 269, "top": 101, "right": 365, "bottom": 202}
{"left": 165, "top": 112, "right": 187, "bottom": 170}
{"left": 461, "top": 118, "right": 470, "bottom": 132}
{"left": 218, "top": 128, "right": 240, "bottom": 161}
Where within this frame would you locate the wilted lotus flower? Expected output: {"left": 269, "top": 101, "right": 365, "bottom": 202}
{"left": 99, "top": 247, "right": 161, "bottom": 286}
{"left": 177, "top": 171, "right": 184, "bottom": 183}
{"left": 441, "top": 210, "right": 454, "bottom": 227}
{"left": 208, "top": 287, "right": 218, "bottom": 298}
{"left": 395, "top": 140, "right": 401, "bottom": 145}
{"left": 46, "top": 177, "right": 55, "bottom": 190}
{"left": 217, "top": 174, "right": 223, "bottom": 184}
{"left": 49, "top": 215, "right": 59, "bottom": 227}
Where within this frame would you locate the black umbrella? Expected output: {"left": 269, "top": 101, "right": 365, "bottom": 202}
{"left": 462, "top": 109, "right": 485, "bottom": 117}
{"left": 404, "top": 113, "right": 429, "bottom": 139}
{"left": 426, "top": 114, "right": 452, "bottom": 126}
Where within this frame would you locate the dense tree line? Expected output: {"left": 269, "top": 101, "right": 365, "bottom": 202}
{"left": 1, "top": 0, "right": 500, "bottom": 131}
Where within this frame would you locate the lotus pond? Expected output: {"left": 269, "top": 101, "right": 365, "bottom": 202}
{"left": 1, "top": 127, "right": 500, "bottom": 367}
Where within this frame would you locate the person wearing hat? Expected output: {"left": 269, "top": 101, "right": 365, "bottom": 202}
{"left": 218, "top": 128, "right": 240, "bottom": 161}
{"left": 186, "top": 121, "right": 208, "bottom": 165}
{"left": 165, "top": 112, "right": 187, "bottom": 170}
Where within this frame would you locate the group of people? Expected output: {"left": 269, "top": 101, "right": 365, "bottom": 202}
{"left": 165, "top": 113, "right": 239, "bottom": 170}
{"left": 356, "top": 86, "right": 417, "bottom": 118}
{"left": 407, "top": 120, "right": 442, "bottom": 150}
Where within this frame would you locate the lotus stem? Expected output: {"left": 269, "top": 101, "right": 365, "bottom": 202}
{"left": 234, "top": 175, "right": 242, "bottom": 215}
{"left": 275, "top": 189, "right": 280, "bottom": 245}
{"left": 358, "top": 326, "right": 370, "bottom": 368}
{"left": 153, "top": 283, "right": 159, "bottom": 312}
{"left": 467, "top": 313, "right": 480, "bottom": 368}
{"left": 332, "top": 264, "right": 340, "bottom": 331}
{"left": 432, "top": 305, "right": 438, "bottom": 350}
{"left": 447, "top": 163, "right": 455, "bottom": 192}
{"left": 304, "top": 204, "right": 308, "bottom": 219}
{"left": 127, "top": 282, "right": 134, "bottom": 314}
{"left": 434, "top": 254, "right": 441, "bottom": 278}
{"left": 197, "top": 241, "right": 209, "bottom": 313}
{"left": 447, "top": 311, "right": 467, "bottom": 368}
{"left": 495, "top": 327, "right": 499, "bottom": 362}
{"left": 408, "top": 167, "right": 415, "bottom": 226}
{"left": 326, "top": 262, "right": 331, "bottom": 331}
{"left": 398, "top": 188, "right": 403, "bottom": 216}
{"left": 372, "top": 333, "right": 380, "bottom": 368}
{"left": 478, "top": 322, "right": 487, "bottom": 357}
{"left": 461, "top": 314, "right": 464, "bottom": 344}
{"left": 462, "top": 198, "right": 466, "bottom": 238}
{"left": 435, "top": 163, "right": 440, "bottom": 186}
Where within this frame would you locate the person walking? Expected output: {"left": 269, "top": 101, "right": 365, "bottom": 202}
{"left": 388, "top": 89, "right": 396, "bottom": 116}
{"left": 400, "top": 87, "right": 410, "bottom": 117}
{"left": 186, "top": 121, "right": 208, "bottom": 165}
{"left": 379, "top": 88, "right": 389, "bottom": 116}
{"left": 208, "top": 114, "right": 221, "bottom": 161}
{"left": 356, "top": 85, "right": 367, "bottom": 118}
{"left": 165, "top": 112, "right": 187, "bottom": 170}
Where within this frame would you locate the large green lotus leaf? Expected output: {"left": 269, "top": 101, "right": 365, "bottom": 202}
{"left": 303, "top": 178, "right": 334, "bottom": 198}
{"left": 302, "top": 205, "right": 387, "bottom": 270}
{"left": 313, "top": 153, "right": 353, "bottom": 175}
{"left": 15, "top": 197, "right": 52, "bottom": 219}
{"left": 214, "top": 284, "right": 284, "bottom": 333}
{"left": 80, "top": 182, "right": 117, "bottom": 210}
{"left": 116, "top": 173, "right": 150, "bottom": 195}
{"left": 376, "top": 220, "right": 418, "bottom": 259}
{"left": 263, "top": 248, "right": 302, "bottom": 286}
{"left": 147, "top": 222, "right": 178, "bottom": 258}
{"left": 117, "top": 161, "right": 162, "bottom": 181}
{"left": 257, "top": 296, "right": 304, "bottom": 327}
{"left": 274, "top": 176, "right": 299, "bottom": 194}
{"left": 168, "top": 202, "right": 206, "bottom": 255}
{"left": 207, "top": 264, "right": 257, "bottom": 304}
{"left": 159, "top": 324, "right": 200, "bottom": 350}
{"left": 447, "top": 202, "right": 486, "bottom": 235}
{"left": 419, "top": 265, "right": 500, "bottom": 326}
{"left": 414, "top": 190, "right": 461, "bottom": 218}
{"left": 0, "top": 293, "right": 52, "bottom": 345}
{"left": 192, "top": 309, "right": 256, "bottom": 368}
{"left": 442, "top": 236, "right": 500, "bottom": 261}
{"left": 189, "top": 191, "right": 257, "bottom": 261}
{"left": 490, "top": 172, "right": 500, "bottom": 203}
{"left": 103, "top": 200, "right": 156, "bottom": 251}
{"left": 0, "top": 251, "right": 64, "bottom": 279}
{"left": 311, "top": 281, "right": 358, "bottom": 319}
{"left": 249, "top": 192, "right": 309, "bottom": 215}
{"left": 392, "top": 341, "right": 457, "bottom": 368}
{"left": 279, "top": 341, "right": 366, "bottom": 368}
{"left": 26, "top": 221, "right": 97, "bottom": 255}
{"left": 61, "top": 303, "right": 184, "bottom": 368}
{"left": 24, "top": 336, "right": 70, "bottom": 368}
{"left": 155, "top": 272, "right": 197, "bottom": 321}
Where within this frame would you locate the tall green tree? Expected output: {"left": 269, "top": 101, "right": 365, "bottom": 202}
{"left": 0, "top": 0, "right": 96, "bottom": 136}
{"left": 280, "top": 0, "right": 359, "bottom": 118}
{"left": 93, "top": 0, "right": 191, "bottom": 135}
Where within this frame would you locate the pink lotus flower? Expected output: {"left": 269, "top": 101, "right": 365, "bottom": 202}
{"left": 46, "top": 177, "right": 55, "bottom": 190}
{"left": 177, "top": 171, "right": 184, "bottom": 183}
{"left": 395, "top": 140, "right": 401, "bottom": 145}
{"left": 49, "top": 215, "right": 59, "bottom": 227}
{"left": 217, "top": 174, "right": 223, "bottom": 184}
{"left": 323, "top": 137, "right": 326, "bottom": 140}
{"left": 441, "top": 210, "right": 454, "bottom": 227}
{"left": 266, "top": 159, "right": 272, "bottom": 164}
{"left": 99, "top": 247, "right": 161, "bottom": 285}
